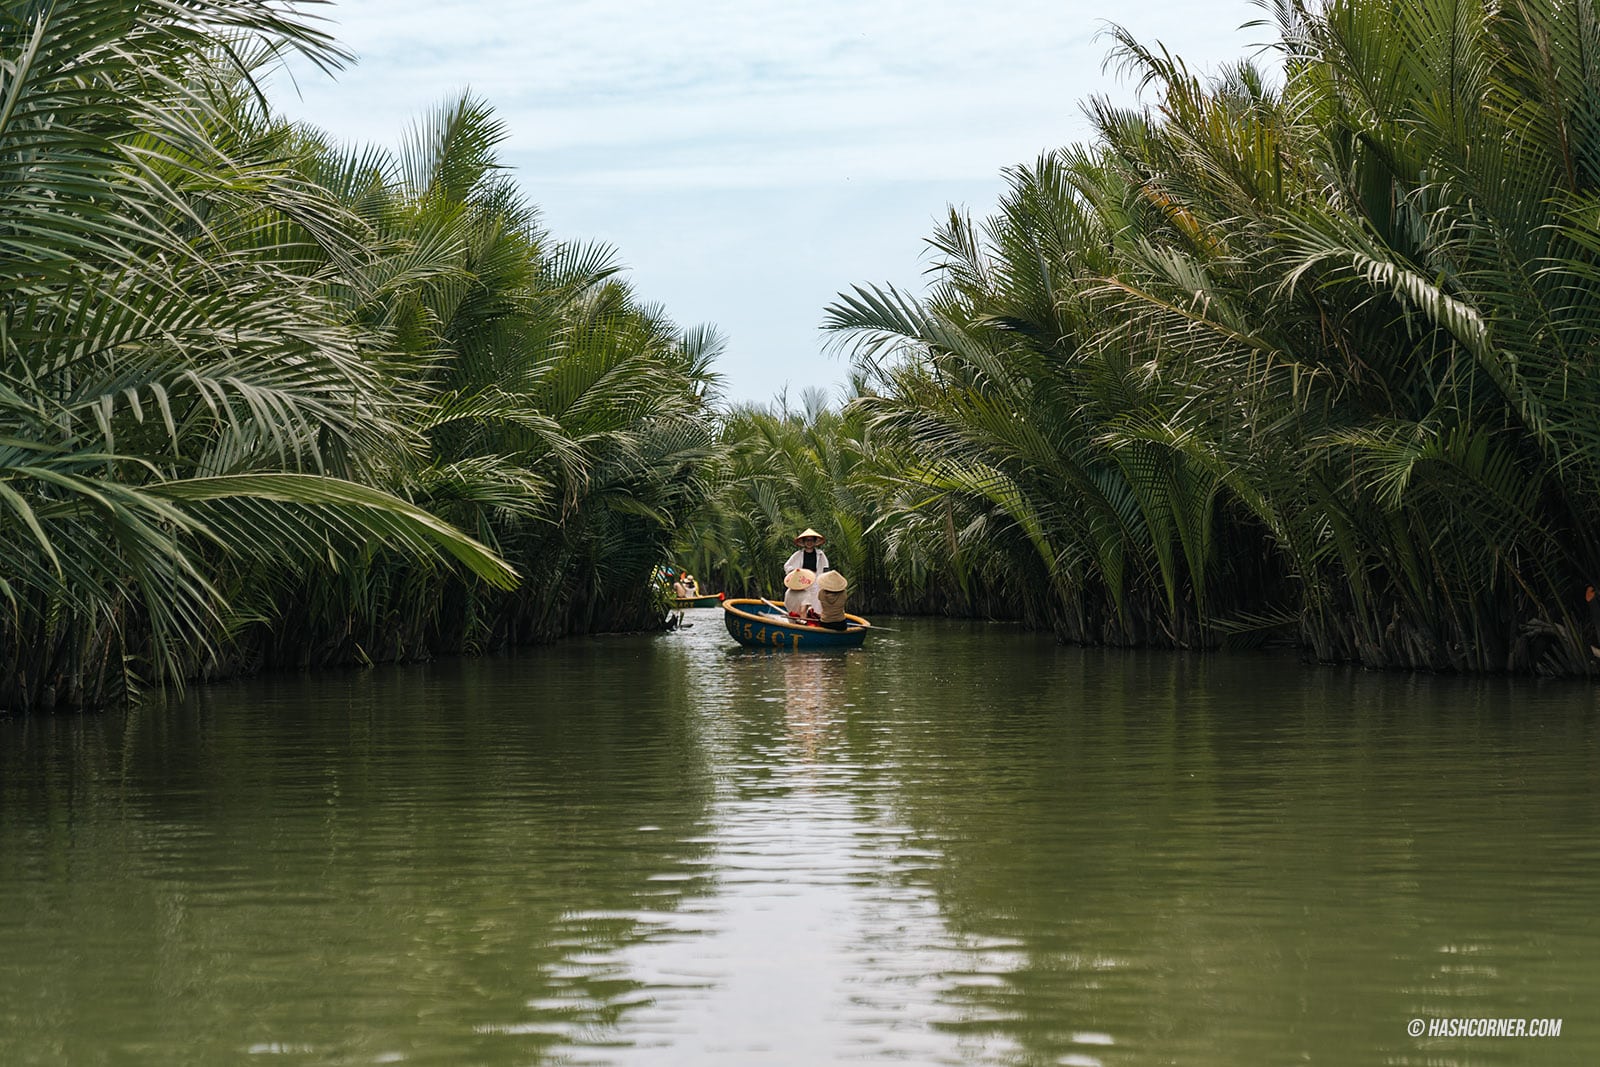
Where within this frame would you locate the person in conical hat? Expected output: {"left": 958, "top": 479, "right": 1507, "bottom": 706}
{"left": 783, "top": 527, "right": 830, "bottom": 579}
{"left": 814, "top": 569, "right": 851, "bottom": 630}
{"left": 782, "top": 567, "right": 819, "bottom": 618}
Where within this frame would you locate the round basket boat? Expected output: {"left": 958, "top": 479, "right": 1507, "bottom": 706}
{"left": 722, "top": 598, "right": 871, "bottom": 650}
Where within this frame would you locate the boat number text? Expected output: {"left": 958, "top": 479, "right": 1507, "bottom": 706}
{"left": 741, "top": 622, "right": 803, "bottom": 648}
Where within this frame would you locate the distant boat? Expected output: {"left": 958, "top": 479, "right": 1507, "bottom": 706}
{"left": 722, "top": 598, "right": 871, "bottom": 649}
{"left": 673, "top": 592, "right": 725, "bottom": 609}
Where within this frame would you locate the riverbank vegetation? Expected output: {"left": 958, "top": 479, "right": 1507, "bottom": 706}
{"left": 691, "top": 0, "right": 1600, "bottom": 675}
{"left": 9, "top": 0, "right": 1600, "bottom": 714}
{"left": 0, "top": 1, "right": 716, "bottom": 711}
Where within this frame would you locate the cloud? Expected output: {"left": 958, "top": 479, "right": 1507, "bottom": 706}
{"left": 271, "top": 0, "right": 1271, "bottom": 401}
{"left": 278, "top": 0, "right": 1256, "bottom": 159}
{"left": 309, "top": 0, "right": 1095, "bottom": 91}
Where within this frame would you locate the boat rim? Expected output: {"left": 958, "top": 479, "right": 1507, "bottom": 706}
{"left": 722, "top": 597, "right": 871, "bottom": 632}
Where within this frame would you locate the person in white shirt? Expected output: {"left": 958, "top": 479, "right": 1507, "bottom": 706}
{"left": 782, "top": 568, "right": 819, "bottom": 619}
{"left": 783, "top": 527, "right": 830, "bottom": 579}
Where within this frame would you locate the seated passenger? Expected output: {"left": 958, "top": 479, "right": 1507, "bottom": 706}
{"left": 815, "top": 570, "right": 851, "bottom": 630}
{"left": 783, "top": 568, "right": 819, "bottom": 620}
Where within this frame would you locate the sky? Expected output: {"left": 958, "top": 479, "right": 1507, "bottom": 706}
{"left": 268, "top": 0, "right": 1272, "bottom": 406}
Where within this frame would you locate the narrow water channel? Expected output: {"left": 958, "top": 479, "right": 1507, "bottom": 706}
{"left": 2, "top": 611, "right": 1597, "bottom": 1065}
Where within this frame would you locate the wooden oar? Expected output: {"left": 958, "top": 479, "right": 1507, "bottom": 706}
{"left": 759, "top": 595, "right": 896, "bottom": 632}
{"left": 765, "top": 597, "right": 818, "bottom": 625}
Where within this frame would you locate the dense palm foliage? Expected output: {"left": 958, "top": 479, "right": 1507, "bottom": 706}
{"left": 683, "top": 386, "right": 1047, "bottom": 618}
{"left": 679, "top": 388, "right": 898, "bottom": 607}
{"left": 0, "top": 1, "right": 716, "bottom": 711}
{"left": 805, "top": 0, "right": 1600, "bottom": 673}
{"left": 236, "top": 95, "right": 721, "bottom": 670}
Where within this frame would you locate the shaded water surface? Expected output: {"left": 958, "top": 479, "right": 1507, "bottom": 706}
{"left": 2, "top": 613, "right": 1598, "bottom": 1065}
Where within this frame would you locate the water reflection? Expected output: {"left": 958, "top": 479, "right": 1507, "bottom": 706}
{"left": 1, "top": 611, "right": 1598, "bottom": 1065}
{"left": 879, "top": 647, "right": 1600, "bottom": 1067}
{"left": 0, "top": 652, "right": 719, "bottom": 1065}
{"left": 781, "top": 654, "right": 842, "bottom": 763}
{"left": 570, "top": 633, "right": 980, "bottom": 1064}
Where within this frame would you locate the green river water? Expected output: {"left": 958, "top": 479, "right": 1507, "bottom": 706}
{"left": 2, "top": 611, "right": 1597, "bottom": 1065}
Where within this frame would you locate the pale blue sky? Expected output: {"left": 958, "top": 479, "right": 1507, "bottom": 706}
{"left": 270, "top": 0, "right": 1270, "bottom": 404}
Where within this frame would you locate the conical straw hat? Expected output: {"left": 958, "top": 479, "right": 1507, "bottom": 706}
{"left": 794, "top": 527, "right": 826, "bottom": 545}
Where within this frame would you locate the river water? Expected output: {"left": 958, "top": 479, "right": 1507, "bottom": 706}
{"left": 2, "top": 611, "right": 1597, "bottom": 1065}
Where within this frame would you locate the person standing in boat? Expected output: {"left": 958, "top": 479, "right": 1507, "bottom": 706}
{"left": 783, "top": 527, "right": 830, "bottom": 578}
{"left": 814, "top": 570, "right": 851, "bottom": 630}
